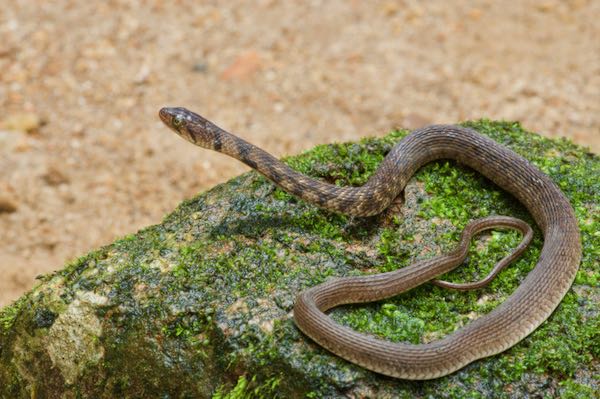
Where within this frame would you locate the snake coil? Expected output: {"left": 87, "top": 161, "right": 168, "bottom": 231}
{"left": 160, "top": 107, "right": 581, "bottom": 379}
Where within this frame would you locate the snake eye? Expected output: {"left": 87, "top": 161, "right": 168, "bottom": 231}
{"left": 172, "top": 115, "right": 184, "bottom": 129}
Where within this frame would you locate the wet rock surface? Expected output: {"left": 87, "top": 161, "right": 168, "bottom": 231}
{"left": 1, "top": 121, "right": 597, "bottom": 398}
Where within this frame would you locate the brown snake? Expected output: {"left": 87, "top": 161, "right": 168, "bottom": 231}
{"left": 159, "top": 107, "right": 581, "bottom": 380}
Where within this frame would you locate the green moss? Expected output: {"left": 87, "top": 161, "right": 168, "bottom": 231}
{"left": 212, "top": 375, "right": 282, "bottom": 399}
{"left": 0, "top": 296, "right": 25, "bottom": 333}
{"left": 1, "top": 120, "right": 597, "bottom": 398}
{"left": 0, "top": 296, "right": 29, "bottom": 396}
{"left": 559, "top": 379, "right": 598, "bottom": 399}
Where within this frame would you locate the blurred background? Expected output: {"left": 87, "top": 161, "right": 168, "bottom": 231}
{"left": 0, "top": 0, "right": 598, "bottom": 306}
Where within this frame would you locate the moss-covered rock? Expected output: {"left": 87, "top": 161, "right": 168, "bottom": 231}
{"left": 1, "top": 121, "right": 598, "bottom": 398}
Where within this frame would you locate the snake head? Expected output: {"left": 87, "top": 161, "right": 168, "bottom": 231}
{"left": 159, "top": 107, "right": 197, "bottom": 143}
{"left": 159, "top": 107, "right": 220, "bottom": 148}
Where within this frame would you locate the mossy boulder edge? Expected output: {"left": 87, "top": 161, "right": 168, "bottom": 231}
{"left": 1, "top": 121, "right": 598, "bottom": 398}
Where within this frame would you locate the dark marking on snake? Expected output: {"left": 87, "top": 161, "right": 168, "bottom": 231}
{"left": 213, "top": 134, "right": 222, "bottom": 151}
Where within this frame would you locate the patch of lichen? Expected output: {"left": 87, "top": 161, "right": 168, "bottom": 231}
{"left": 0, "top": 120, "right": 597, "bottom": 398}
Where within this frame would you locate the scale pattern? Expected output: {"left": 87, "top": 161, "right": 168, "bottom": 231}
{"left": 159, "top": 107, "right": 581, "bottom": 379}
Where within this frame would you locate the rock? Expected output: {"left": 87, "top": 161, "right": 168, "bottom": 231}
{"left": 381, "top": 2, "right": 399, "bottom": 17}
{"left": 536, "top": 2, "right": 557, "bottom": 13}
{"left": 133, "top": 64, "right": 151, "bottom": 84}
{"left": 220, "top": 50, "right": 262, "bottom": 81}
{"left": 192, "top": 62, "right": 208, "bottom": 73}
{"left": 0, "top": 196, "right": 17, "bottom": 213}
{"left": 0, "top": 112, "right": 44, "bottom": 134}
{"left": 0, "top": 120, "right": 597, "bottom": 398}
{"left": 42, "top": 165, "right": 70, "bottom": 186}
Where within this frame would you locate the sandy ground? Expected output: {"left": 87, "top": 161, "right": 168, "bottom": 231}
{"left": 0, "top": 1, "right": 598, "bottom": 306}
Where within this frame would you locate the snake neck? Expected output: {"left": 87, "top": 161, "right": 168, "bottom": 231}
{"left": 210, "top": 123, "right": 578, "bottom": 236}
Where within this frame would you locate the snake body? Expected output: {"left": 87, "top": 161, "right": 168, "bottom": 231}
{"left": 159, "top": 107, "right": 581, "bottom": 379}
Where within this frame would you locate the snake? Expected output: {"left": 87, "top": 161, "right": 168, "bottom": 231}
{"left": 159, "top": 107, "right": 581, "bottom": 380}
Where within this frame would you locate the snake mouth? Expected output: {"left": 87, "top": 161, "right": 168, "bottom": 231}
{"left": 158, "top": 107, "right": 173, "bottom": 125}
